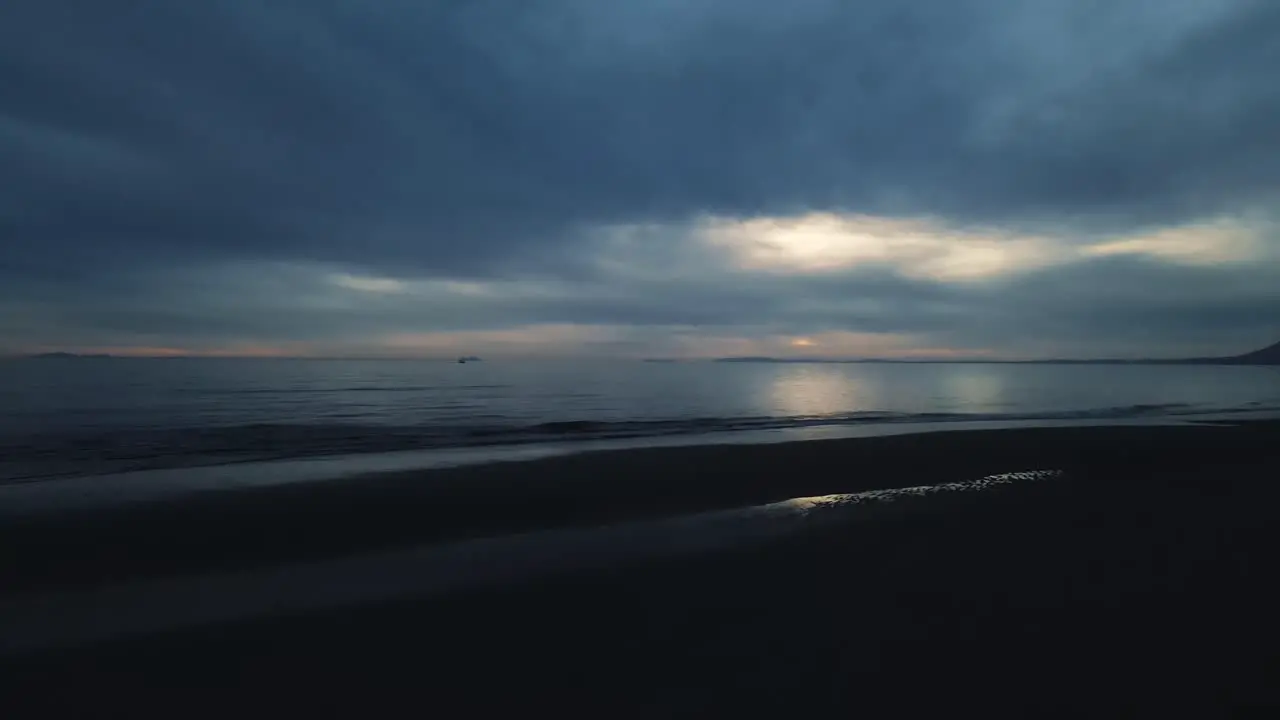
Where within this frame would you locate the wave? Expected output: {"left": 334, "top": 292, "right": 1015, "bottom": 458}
{"left": 2, "top": 402, "right": 1277, "bottom": 483}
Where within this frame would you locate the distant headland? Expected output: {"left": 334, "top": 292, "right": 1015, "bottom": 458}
{"left": 714, "top": 339, "right": 1280, "bottom": 366}
{"left": 23, "top": 352, "right": 116, "bottom": 360}
{"left": 1226, "top": 339, "right": 1280, "bottom": 364}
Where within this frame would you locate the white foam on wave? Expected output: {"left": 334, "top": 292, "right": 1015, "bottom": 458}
{"left": 0, "top": 471, "right": 1062, "bottom": 657}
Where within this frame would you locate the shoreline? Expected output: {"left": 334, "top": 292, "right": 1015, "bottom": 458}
{"left": 7, "top": 403, "right": 1279, "bottom": 488}
{"left": 7, "top": 411, "right": 1279, "bottom": 515}
{"left": 2, "top": 420, "right": 1277, "bottom": 598}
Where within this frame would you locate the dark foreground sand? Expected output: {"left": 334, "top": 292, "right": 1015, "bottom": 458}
{"left": 3, "top": 422, "right": 1280, "bottom": 715}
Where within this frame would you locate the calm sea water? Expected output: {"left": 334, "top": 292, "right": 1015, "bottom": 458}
{"left": 3, "top": 357, "right": 1279, "bottom": 482}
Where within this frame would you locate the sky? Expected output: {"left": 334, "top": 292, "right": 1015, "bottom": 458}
{"left": 2, "top": 0, "right": 1278, "bottom": 360}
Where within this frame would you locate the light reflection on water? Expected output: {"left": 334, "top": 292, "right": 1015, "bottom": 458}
{"left": 941, "top": 368, "right": 1007, "bottom": 411}
{"left": 4, "top": 357, "right": 1279, "bottom": 435}
{"left": 765, "top": 363, "right": 1019, "bottom": 418}
{"left": 2, "top": 359, "right": 1279, "bottom": 483}
{"left": 766, "top": 365, "right": 879, "bottom": 418}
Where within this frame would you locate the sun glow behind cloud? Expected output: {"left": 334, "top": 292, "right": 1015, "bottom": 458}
{"left": 699, "top": 212, "right": 1069, "bottom": 282}
{"left": 26, "top": 344, "right": 304, "bottom": 358}
{"left": 698, "top": 212, "right": 1269, "bottom": 282}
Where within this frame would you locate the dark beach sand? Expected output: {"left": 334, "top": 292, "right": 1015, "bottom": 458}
{"left": 3, "top": 421, "right": 1280, "bottom": 715}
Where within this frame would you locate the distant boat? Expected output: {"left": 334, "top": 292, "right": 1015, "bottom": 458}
{"left": 457, "top": 356, "right": 482, "bottom": 364}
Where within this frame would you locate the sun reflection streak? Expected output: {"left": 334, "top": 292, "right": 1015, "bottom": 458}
{"left": 767, "top": 366, "right": 874, "bottom": 418}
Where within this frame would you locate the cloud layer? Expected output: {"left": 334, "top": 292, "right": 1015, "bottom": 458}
{"left": 2, "top": 0, "right": 1278, "bottom": 357}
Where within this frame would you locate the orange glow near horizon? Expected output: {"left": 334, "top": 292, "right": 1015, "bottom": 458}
{"left": 25, "top": 345, "right": 304, "bottom": 359}
{"left": 668, "top": 329, "right": 997, "bottom": 361}
{"left": 20, "top": 334, "right": 995, "bottom": 361}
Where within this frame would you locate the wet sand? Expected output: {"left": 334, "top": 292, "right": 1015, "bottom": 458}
{"left": 3, "top": 422, "right": 1280, "bottom": 714}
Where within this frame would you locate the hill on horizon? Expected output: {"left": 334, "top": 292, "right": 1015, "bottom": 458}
{"left": 1229, "top": 339, "right": 1280, "bottom": 364}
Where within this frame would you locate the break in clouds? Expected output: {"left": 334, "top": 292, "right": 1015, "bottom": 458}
{"left": 2, "top": 0, "right": 1279, "bottom": 358}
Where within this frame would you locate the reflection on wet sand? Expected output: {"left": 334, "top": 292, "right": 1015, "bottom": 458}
{"left": 0, "top": 470, "right": 1064, "bottom": 656}
{"left": 783, "top": 470, "right": 1063, "bottom": 515}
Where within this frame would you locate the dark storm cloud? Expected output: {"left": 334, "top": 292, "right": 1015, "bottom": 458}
{"left": 3, "top": 0, "right": 1279, "bottom": 356}
{"left": 3, "top": 0, "right": 1278, "bottom": 279}
{"left": 917, "top": 252, "right": 1280, "bottom": 357}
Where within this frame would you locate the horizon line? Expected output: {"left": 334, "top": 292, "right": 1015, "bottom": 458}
{"left": 0, "top": 351, "right": 1259, "bottom": 364}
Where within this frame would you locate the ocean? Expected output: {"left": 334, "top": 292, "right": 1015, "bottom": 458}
{"left": 3, "top": 357, "right": 1280, "bottom": 483}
